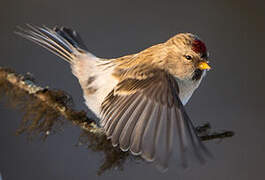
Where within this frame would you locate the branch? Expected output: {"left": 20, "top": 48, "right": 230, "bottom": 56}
{"left": 0, "top": 67, "right": 234, "bottom": 175}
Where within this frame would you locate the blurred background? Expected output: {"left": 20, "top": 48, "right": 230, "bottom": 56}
{"left": 1, "top": 0, "right": 265, "bottom": 179}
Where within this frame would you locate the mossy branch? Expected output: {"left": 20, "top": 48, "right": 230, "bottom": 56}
{"left": 0, "top": 67, "right": 234, "bottom": 175}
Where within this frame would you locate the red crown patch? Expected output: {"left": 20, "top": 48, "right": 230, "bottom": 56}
{"left": 192, "top": 39, "right": 207, "bottom": 55}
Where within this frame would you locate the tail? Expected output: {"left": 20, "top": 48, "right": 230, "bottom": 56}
{"left": 15, "top": 24, "right": 88, "bottom": 63}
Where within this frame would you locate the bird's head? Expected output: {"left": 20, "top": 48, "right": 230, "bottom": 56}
{"left": 164, "top": 33, "right": 211, "bottom": 81}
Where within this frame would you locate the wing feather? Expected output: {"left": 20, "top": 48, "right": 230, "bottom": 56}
{"left": 119, "top": 96, "right": 148, "bottom": 151}
{"left": 154, "top": 105, "right": 169, "bottom": 171}
{"left": 130, "top": 99, "right": 154, "bottom": 155}
{"left": 111, "top": 94, "right": 143, "bottom": 146}
{"left": 105, "top": 95, "right": 137, "bottom": 138}
{"left": 101, "top": 95, "right": 125, "bottom": 127}
{"left": 100, "top": 70, "right": 210, "bottom": 169}
{"left": 141, "top": 103, "right": 161, "bottom": 162}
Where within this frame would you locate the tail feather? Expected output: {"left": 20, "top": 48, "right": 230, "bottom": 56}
{"left": 15, "top": 24, "right": 88, "bottom": 63}
{"left": 54, "top": 26, "right": 88, "bottom": 51}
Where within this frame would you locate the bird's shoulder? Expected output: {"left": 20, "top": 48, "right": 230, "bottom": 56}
{"left": 102, "top": 68, "right": 180, "bottom": 110}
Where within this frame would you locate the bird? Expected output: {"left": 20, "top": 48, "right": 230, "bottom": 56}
{"left": 16, "top": 24, "right": 211, "bottom": 171}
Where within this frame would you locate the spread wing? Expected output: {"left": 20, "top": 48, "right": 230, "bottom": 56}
{"left": 100, "top": 70, "right": 210, "bottom": 170}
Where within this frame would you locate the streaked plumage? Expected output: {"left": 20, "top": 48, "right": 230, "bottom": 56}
{"left": 16, "top": 24, "right": 211, "bottom": 170}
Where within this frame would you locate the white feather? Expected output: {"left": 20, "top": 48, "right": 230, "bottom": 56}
{"left": 71, "top": 55, "right": 118, "bottom": 117}
{"left": 176, "top": 71, "right": 206, "bottom": 105}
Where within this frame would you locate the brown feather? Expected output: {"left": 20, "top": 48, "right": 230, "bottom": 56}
{"left": 100, "top": 69, "right": 209, "bottom": 169}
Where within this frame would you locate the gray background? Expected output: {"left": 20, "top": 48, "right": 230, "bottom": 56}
{"left": 1, "top": 0, "right": 265, "bottom": 179}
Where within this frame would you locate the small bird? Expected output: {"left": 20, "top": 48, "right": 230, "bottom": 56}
{"left": 16, "top": 24, "right": 211, "bottom": 170}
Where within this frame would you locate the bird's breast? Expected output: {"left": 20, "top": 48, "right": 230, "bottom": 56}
{"left": 84, "top": 68, "right": 119, "bottom": 118}
{"left": 176, "top": 73, "right": 205, "bottom": 105}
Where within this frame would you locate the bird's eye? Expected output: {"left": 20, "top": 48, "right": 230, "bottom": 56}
{"left": 185, "top": 55, "right": 192, "bottom": 60}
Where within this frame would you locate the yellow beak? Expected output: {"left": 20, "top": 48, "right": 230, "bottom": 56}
{"left": 198, "top": 61, "right": 211, "bottom": 70}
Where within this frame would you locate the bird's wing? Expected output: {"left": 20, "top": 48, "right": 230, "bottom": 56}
{"left": 100, "top": 70, "right": 210, "bottom": 170}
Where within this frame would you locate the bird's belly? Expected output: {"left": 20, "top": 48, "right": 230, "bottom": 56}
{"left": 71, "top": 57, "right": 119, "bottom": 119}
{"left": 83, "top": 69, "right": 119, "bottom": 118}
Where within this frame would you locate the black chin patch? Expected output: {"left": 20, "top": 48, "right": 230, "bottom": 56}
{"left": 192, "top": 69, "right": 203, "bottom": 81}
